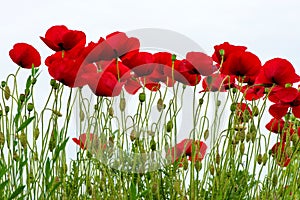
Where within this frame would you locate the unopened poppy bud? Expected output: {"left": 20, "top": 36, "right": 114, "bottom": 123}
{"left": 119, "top": 98, "right": 126, "bottom": 111}
{"left": 209, "top": 164, "right": 215, "bottom": 175}
{"left": 257, "top": 154, "right": 263, "bottom": 165}
{"left": 19, "top": 94, "right": 25, "bottom": 103}
{"left": 232, "top": 88, "right": 238, "bottom": 94}
{"left": 5, "top": 106, "right": 9, "bottom": 114}
{"left": 49, "top": 132, "right": 57, "bottom": 152}
{"left": 204, "top": 129, "right": 209, "bottom": 140}
{"left": 166, "top": 120, "right": 173, "bottom": 132}
{"left": 4, "top": 85, "right": 10, "bottom": 100}
{"left": 0, "top": 132, "right": 5, "bottom": 146}
{"left": 13, "top": 152, "right": 20, "bottom": 161}
{"left": 243, "top": 110, "right": 250, "bottom": 122}
{"left": 182, "top": 157, "right": 188, "bottom": 170}
{"left": 216, "top": 153, "right": 221, "bottom": 165}
{"left": 199, "top": 98, "right": 204, "bottom": 105}
{"left": 53, "top": 83, "right": 59, "bottom": 90}
{"left": 285, "top": 83, "right": 292, "bottom": 88}
{"left": 272, "top": 174, "right": 278, "bottom": 187}
{"left": 1, "top": 81, "right": 6, "bottom": 88}
{"left": 25, "top": 88, "right": 30, "bottom": 97}
{"left": 34, "top": 127, "right": 40, "bottom": 140}
{"left": 292, "top": 134, "right": 299, "bottom": 144}
{"left": 157, "top": 98, "right": 164, "bottom": 112}
{"left": 32, "top": 78, "right": 37, "bottom": 85}
{"left": 152, "top": 182, "right": 158, "bottom": 193}
{"left": 174, "top": 180, "right": 181, "bottom": 193}
{"left": 130, "top": 129, "right": 137, "bottom": 141}
{"left": 52, "top": 110, "right": 62, "bottom": 117}
{"left": 252, "top": 106, "right": 259, "bottom": 117}
{"left": 239, "top": 143, "right": 245, "bottom": 155}
{"left": 262, "top": 153, "right": 268, "bottom": 165}
{"left": 219, "top": 49, "right": 225, "bottom": 57}
{"left": 139, "top": 92, "right": 146, "bottom": 103}
{"left": 50, "top": 79, "right": 56, "bottom": 87}
{"left": 108, "top": 107, "right": 114, "bottom": 116}
{"left": 171, "top": 54, "right": 177, "bottom": 61}
{"left": 79, "top": 109, "right": 85, "bottom": 121}
{"left": 230, "top": 103, "right": 236, "bottom": 112}
{"left": 286, "top": 146, "right": 293, "bottom": 157}
{"left": 19, "top": 132, "right": 27, "bottom": 149}
{"left": 238, "top": 131, "right": 245, "bottom": 142}
{"left": 217, "top": 100, "right": 221, "bottom": 107}
{"left": 195, "top": 161, "right": 202, "bottom": 172}
{"left": 150, "top": 138, "right": 156, "bottom": 151}
{"left": 27, "top": 103, "right": 34, "bottom": 112}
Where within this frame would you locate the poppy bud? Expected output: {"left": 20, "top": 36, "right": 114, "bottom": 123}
{"left": 53, "top": 83, "right": 59, "bottom": 90}
{"left": 238, "top": 131, "right": 245, "bottom": 142}
{"left": 0, "top": 132, "right": 4, "bottom": 146}
{"left": 239, "top": 143, "right": 245, "bottom": 155}
{"left": 232, "top": 88, "right": 238, "bottom": 94}
{"left": 292, "top": 134, "right": 299, "bottom": 144}
{"left": 52, "top": 110, "right": 62, "bottom": 117}
{"left": 5, "top": 106, "right": 10, "bottom": 114}
{"left": 166, "top": 120, "right": 173, "bottom": 132}
{"left": 108, "top": 107, "right": 114, "bottom": 116}
{"left": 32, "top": 78, "right": 37, "bottom": 85}
{"left": 262, "top": 153, "right": 268, "bottom": 166}
{"left": 257, "top": 154, "right": 263, "bottom": 165}
{"left": 34, "top": 127, "right": 40, "bottom": 140}
{"left": 182, "top": 157, "right": 188, "bottom": 170}
{"left": 19, "top": 94, "right": 26, "bottom": 103}
{"left": 195, "top": 161, "right": 202, "bottom": 172}
{"left": 172, "top": 54, "right": 177, "bottom": 61}
{"left": 13, "top": 151, "right": 19, "bottom": 161}
{"left": 243, "top": 110, "right": 250, "bottom": 122}
{"left": 130, "top": 129, "right": 137, "bottom": 141}
{"left": 209, "top": 164, "right": 215, "bottom": 175}
{"left": 272, "top": 174, "right": 278, "bottom": 187}
{"left": 139, "top": 92, "right": 146, "bottom": 103}
{"left": 150, "top": 138, "right": 156, "bottom": 151}
{"left": 204, "top": 129, "right": 209, "bottom": 140}
{"left": 199, "top": 98, "right": 204, "bottom": 105}
{"left": 230, "top": 103, "right": 236, "bottom": 112}
{"left": 79, "top": 109, "right": 85, "bottom": 121}
{"left": 157, "top": 98, "right": 164, "bottom": 112}
{"left": 216, "top": 153, "right": 221, "bottom": 165}
{"left": 1, "top": 81, "right": 6, "bottom": 88}
{"left": 19, "top": 132, "right": 27, "bottom": 149}
{"left": 152, "top": 182, "right": 158, "bottom": 193}
{"left": 4, "top": 85, "right": 10, "bottom": 100}
{"left": 49, "top": 131, "right": 57, "bottom": 152}
{"left": 252, "top": 106, "right": 259, "bottom": 117}
{"left": 119, "top": 98, "right": 126, "bottom": 111}
{"left": 50, "top": 79, "right": 56, "bottom": 87}
{"left": 27, "top": 103, "right": 34, "bottom": 112}
{"left": 219, "top": 49, "right": 225, "bottom": 57}
{"left": 217, "top": 100, "right": 221, "bottom": 107}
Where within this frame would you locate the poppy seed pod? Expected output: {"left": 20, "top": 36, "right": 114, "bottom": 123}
{"left": 157, "top": 98, "right": 164, "bottom": 112}
{"left": 4, "top": 85, "right": 10, "bottom": 100}
{"left": 139, "top": 92, "right": 146, "bottom": 103}
{"left": 27, "top": 103, "right": 34, "bottom": 112}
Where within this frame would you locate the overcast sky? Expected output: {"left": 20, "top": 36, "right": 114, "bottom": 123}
{"left": 1, "top": 0, "right": 299, "bottom": 160}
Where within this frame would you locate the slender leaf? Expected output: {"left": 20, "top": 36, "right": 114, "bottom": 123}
{"left": 8, "top": 185, "right": 25, "bottom": 200}
{"left": 16, "top": 116, "right": 35, "bottom": 132}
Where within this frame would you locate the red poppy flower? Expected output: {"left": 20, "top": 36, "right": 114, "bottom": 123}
{"left": 212, "top": 42, "right": 247, "bottom": 64}
{"left": 72, "top": 133, "right": 106, "bottom": 153}
{"left": 201, "top": 73, "right": 235, "bottom": 92}
{"left": 84, "top": 32, "right": 140, "bottom": 63}
{"left": 167, "top": 139, "right": 207, "bottom": 163}
{"left": 238, "top": 85, "right": 265, "bottom": 101}
{"left": 45, "top": 44, "right": 92, "bottom": 88}
{"left": 124, "top": 76, "right": 142, "bottom": 94}
{"left": 269, "top": 89, "right": 300, "bottom": 119}
{"left": 266, "top": 118, "right": 295, "bottom": 141}
{"left": 220, "top": 51, "right": 261, "bottom": 78}
{"left": 172, "top": 59, "right": 201, "bottom": 86}
{"left": 9, "top": 43, "right": 41, "bottom": 69}
{"left": 40, "top": 25, "right": 86, "bottom": 51}
{"left": 270, "top": 142, "right": 291, "bottom": 167}
{"left": 88, "top": 71, "right": 125, "bottom": 97}
{"left": 255, "top": 58, "right": 300, "bottom": 87}
{"left": 185, "top": 52, "right": 215, "bottom": 76}
{"left": 121, "top": 51, "right": 155, "bottom": 77}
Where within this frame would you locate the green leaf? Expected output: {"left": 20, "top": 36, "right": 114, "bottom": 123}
{"left": 45, "top": 158, "right": 50, "bottom": 181}
{"left": 52, "top": 138, "right": 69, "bottom": 162}
{"left": 8, "top": 185, "right": 25, "bottom": 200}
{"left": 25, "top": 75, "right": 32, "bottom": 90}
{"left": 16, "top": 116, "right": 35, "bottom": 133}
{"left": 130, "top": 182, "right": 137, "bottom": 200}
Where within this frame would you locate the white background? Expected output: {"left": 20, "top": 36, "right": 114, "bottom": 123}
{"left": 0, "top": 0, "right": 299, "bottom": 161}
